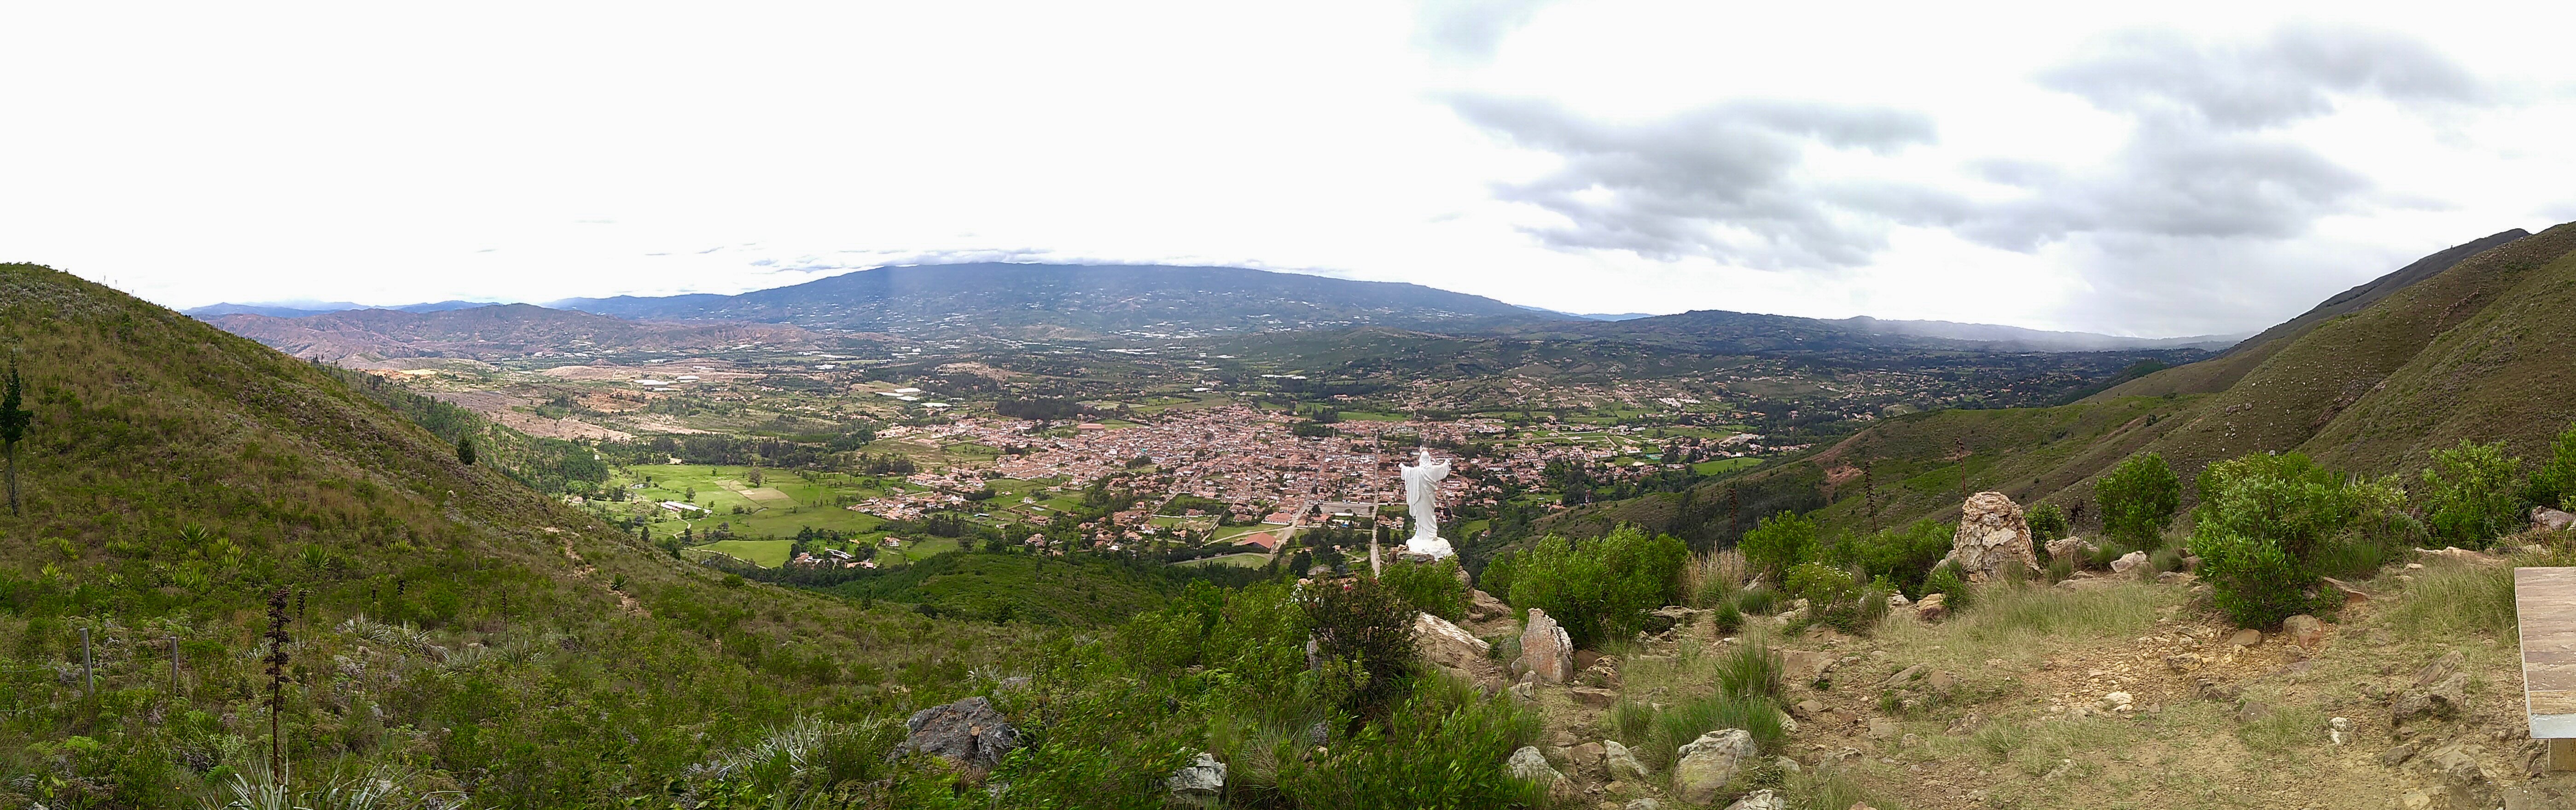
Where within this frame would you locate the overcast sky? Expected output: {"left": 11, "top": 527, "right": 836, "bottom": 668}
{"left": 8, "top": 2, "right": 2576, "bottom": 336}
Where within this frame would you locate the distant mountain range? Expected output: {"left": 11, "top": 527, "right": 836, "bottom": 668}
{"left": 1509, "top": 309, "right": 2246, "bottom": 355}
{"left": 184, "top": 299, "right": 501, "bottom": 318}
{"left": 544, "top": 263, "right": 1566, "bottom": 338}
{"left": 207, "top": 303, "right": 820, "bottom": 365}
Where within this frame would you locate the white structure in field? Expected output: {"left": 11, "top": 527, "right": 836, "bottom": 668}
{"left": 1399, "top": 448, "right": 1454, "bottom": 559}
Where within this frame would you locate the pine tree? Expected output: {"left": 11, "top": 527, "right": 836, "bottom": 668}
{"left": 0, "top": 364, "right": 30, "bottom": 517}
{"left": 456, "top": 436, "right": 477, "bottom": 466}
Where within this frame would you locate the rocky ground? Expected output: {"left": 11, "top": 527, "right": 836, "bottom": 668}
{"left": 1456, "top": 551, "right": 2576, "bottom": 810}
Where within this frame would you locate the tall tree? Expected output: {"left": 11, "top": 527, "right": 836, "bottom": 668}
{"left": 0, "top": 364, "right": 29, "bottom": 516}
{"left": 456, "top": 436, "right": 477, "bottom": 466}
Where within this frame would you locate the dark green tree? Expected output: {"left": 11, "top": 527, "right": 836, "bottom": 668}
{"left": 456, "top": 436, "right": 477, "bottom": 466}
{"left": 2096, "top": 453, "right": 2181, "bottom": 548}
{"left": 0, "top": 364, "right": 29, "bottom": 516}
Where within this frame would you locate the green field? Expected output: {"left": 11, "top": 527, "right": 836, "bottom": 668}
{"left": 1213, "top": 522, "right": 1291, "bottom": 544}
{"left": 1177, "top": 552, "right": 1271, "bottom": 568}
{"left": 683, "top": 538, "right": 794, "bottom": 567}
{"left": 613, "top": 463, "right": 911, "bottom": 549}
{"left": 1691, "top": 457, "right": 1765, "bottom": 475}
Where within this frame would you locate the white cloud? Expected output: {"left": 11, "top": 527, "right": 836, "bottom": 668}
{"left": 1, "top": 2, "right": 2572, "bottom": 336}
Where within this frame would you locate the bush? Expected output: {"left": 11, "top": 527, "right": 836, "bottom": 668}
{"left": 2529, "top": 420, "right": 2576, "bottom": 511}
{"left": 1378, "top": 557, "right": 1468, "bottom": 621}
{"left": 1924, "top": 561, "right": 1970, "bottom": 609}
{"left": 1821, "top": 519, "right": 1954, "bottom": 598}
{"left": 1492, "top": 526, "right": 1690, "bottom": 648}
{"left": 1738, "top": 511, "right": 1819, "bottom": 580}
{"left": 2193, "top": 451, "right": 2370, "bottom": 562}
{"left": 2025, "top": 503, "right": 2069, "bottom": 543}
{"left": 1735, "top": 584, "right": 1779, "bottom": 616}
{"left": 2190, "top": 530, "right": 2326, "bottom": 628}
{"left": 2097, "top": 453, "right": 2181, "bottom": 548}
{"left": 2423, "top": 439, "right": 2527, "bottom": 549}
{"left": 1300, "top": 576, "right": 1419, "bottom": 718}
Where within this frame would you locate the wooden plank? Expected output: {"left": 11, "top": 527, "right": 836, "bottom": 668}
{"left": 2515, "top": 567, "right": 2576, "bottom": 739}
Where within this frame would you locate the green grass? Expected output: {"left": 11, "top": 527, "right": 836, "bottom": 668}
{"left": 684, "top": 539, "right": 794, "bottom": 567}
{"left": 1215, "top": 522, "right": 1292, "bottom": 544}
{"left": 1691, "top": 457, "right": 1764, "bottom": 475}
{"left": 1178, "top": 552, "right": 1272, "bottom": 568}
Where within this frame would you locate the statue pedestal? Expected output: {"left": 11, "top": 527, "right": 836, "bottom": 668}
{"left": 1405, "top": 536, "right": 1454, "bottom": 560}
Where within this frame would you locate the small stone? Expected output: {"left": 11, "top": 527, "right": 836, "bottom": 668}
{"left": 1604, "top": 740, "right": 1650, "bottom": 783}
{"left": 1507, "top": 746, "right": 1566, "bottom": 788}
{"left": 2109, "top": 550, "right": 2149, "bottom": 574}
{"left": 1722, "top": 789, "right": 1786, "bottom": 810}
{"left": 2165, "top": 653, "right": 2204, "bottom": 672}
{"left": 2379, "top": 744, "right": 2416, "bottom": 767}
{"left": 1625, "top": 801, "right": 1663, "bottom": 810}
{"left": 2100, "top": 691, "right": 2134, "bottom": 712}
{"left": 1774, "top": 755, "right": 1801, "bottom": 774}
{"left": 2281, "top": 615, "right": 2325, "bottom": 649}
{"left": 1793, "top": 699, "right": 1827, "bottom": 718}
{"left": 1167, "top": 752, "right": 1227, "bottom": 801}
{"left": 2227, "top": 629, "right": 2262, "bottom": 648}
{"left": 1884, "top": 664, "right": 1928, "bottom": 688}
{"left": 1914, "top": 592, "right": 1949, "bottom": 621}
{"left": 1865, "top": 717, "right": 1897, "bottom": 739}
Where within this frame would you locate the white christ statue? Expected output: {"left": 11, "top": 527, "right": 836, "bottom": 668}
{"left": 1400, "top": 447, "right": 1453, "bottom": 559}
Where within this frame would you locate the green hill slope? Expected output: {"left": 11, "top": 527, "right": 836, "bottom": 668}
{"left": 1529, "top": 223, "right": 2576, "bottom": 542}
{"left": 0, "top": 264, "right": 1022, "bottom": 806}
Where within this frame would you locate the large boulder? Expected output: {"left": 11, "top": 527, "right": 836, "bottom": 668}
{"left": 1468, "top": 589, "right": 1511, "bottom": 622}
{"left": 1518, "top": 608, "right": 1575, "bottom": 684}
{"left": 2393, "top": 672, "right": 2470, "bottom": 725}
{"left": 1941, "top": 492, "right": 2038, "bottom": 582}
{"left": 1913, "top": 592, "right": 1948, "bottom": 622}
{"left": 891, "top": 696, "right": 1019, "bottom": 769}
{"left": 2535, "top": 507, "right": 2576, "bottom": 532}
{"left": 1672, "top": 729, "right": 1758, "bottom": 805}
{"left": 2109, "top": 551, "right": 2149, "bottom": 575}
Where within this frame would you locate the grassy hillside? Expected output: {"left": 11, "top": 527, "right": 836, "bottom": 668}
{"left": 0, "top": 263, "right": 1024, "bottom": 807}
{"left": 1537, "top": 222, "right": 2576, "bottom": 539}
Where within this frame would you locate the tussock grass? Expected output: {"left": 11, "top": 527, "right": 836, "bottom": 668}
{"left": 1613, "top": 693, "right": 1788, "bottom": 773}
{"left": 1876, "top": 580, "right": 2179, "bottom": 672}
{"left": 1686, "top": 549, "right": 1747, "bottom": 608}
{"left": 1716, "top": 640, "right": 1784, "bottom": 701}
{"left": 2379, "top": 561, "right": 2516, "bottom": 642}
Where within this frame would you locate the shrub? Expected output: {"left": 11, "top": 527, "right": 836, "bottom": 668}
{"left": 2097, "top": 453, "right": 2181, "bottom": 548}
{"left": 2025, "top": 503, "right": 2069, "bottom": 543}
{"left": 1821, "top": 519, "right": 1953, "bottom": 598}
{"left": 2422, "top": 439, "right": 2527, "bottom": 549}
{"left": 2190, "top": 530, "right": 2326, "bottom": 628}
{"left": 1494, "top": 526, "right": 1690, "bottom": 648}
{"left": 2194, "top": 451, "right": 2369, "bottom": 562}
{"left": 1738, "top": 511, "right": 1819, "bottom": 580}
{"left": 1300, "top": 576, "right": 1419, "bottom": 718}
{"left": 2529, "top": 420, "right": 2576, "bottom": 511}
{"left": 1924, "top": 561, "right": 1970, "bottom": 609}
{"left": 1378, "top": 557, "right": 1468, "bottom": 621}
{"left": 1711, "top": 601, "right": 1744, "bottom": 634}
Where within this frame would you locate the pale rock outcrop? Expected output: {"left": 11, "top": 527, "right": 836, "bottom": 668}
{"left": 1505, "top": 746, "right": 1564, "bottom": 788}
{"left": 891, "top": 697, "right": 1019, "bottom": 769}
{"left": 2533, "top": 506, "right": 2576, "bottom": 532}
{"left": 1913, "top": 592, "right": 1948, "bottom": 622}
{"left": 1604, "top": 740, "right": 1650, "bottom": 782}
{"left": 1167, "top": 752, "right": 1226, "bottom": 805}
{"left": 1941, "top": 492, "right": 2038, "bottom": 581}
{"left": 1517, "top": 608, "right": 1575, "bottom": 684}
{"left": 2109, "top": 551, "right": 2149, "bottom": 575}
{"left": 1467, "top": 589, "right": 1511, "bottom": 622}
{"left": 1413, "top": 612, "right": 1490, "bottom": 678}
{"left": 1672, "top": 729, "right": 1758, "bottom": 805}
{"left": 1724, "top": 789, "right": 1787, "bottom": 810}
